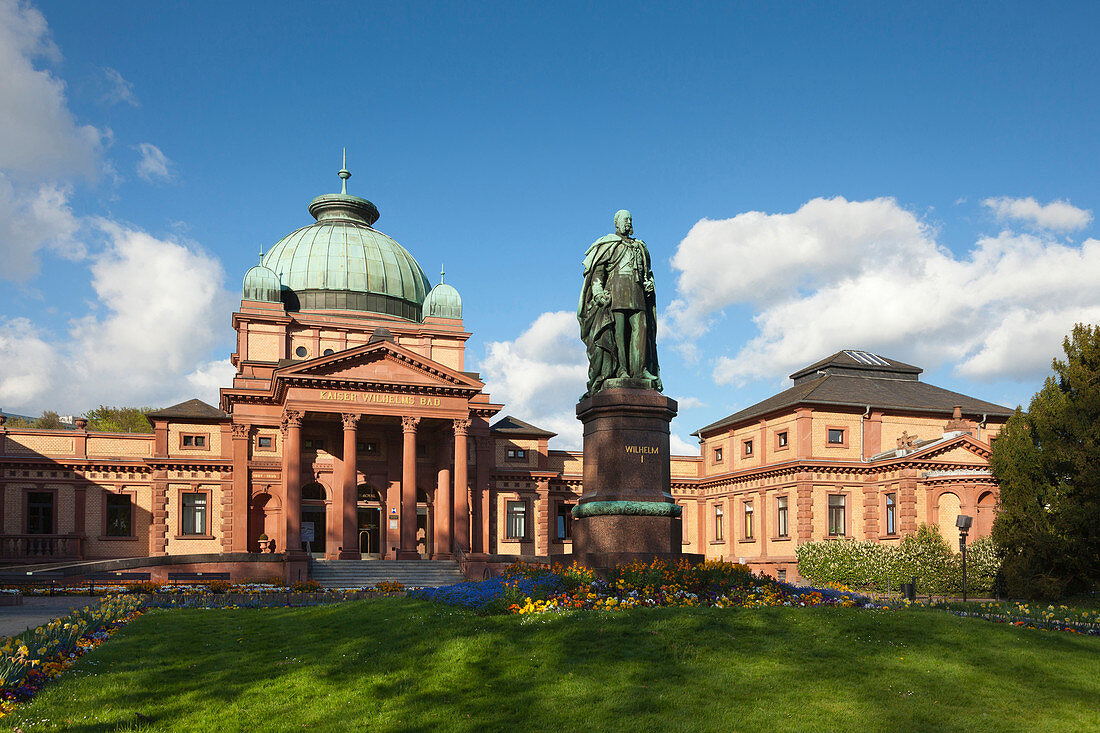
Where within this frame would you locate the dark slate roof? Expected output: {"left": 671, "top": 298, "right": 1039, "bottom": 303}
{"left": 790, "top": 350, "right": 922, "bottom": 385}
{"left": 490, "top": 415, "right": 557, "bottom": 438}
{"left": 146, "top": 399, "right": 228, "bottom": 420}
{"left": 693, "top": 374, "right": 1012, "bottom": 437}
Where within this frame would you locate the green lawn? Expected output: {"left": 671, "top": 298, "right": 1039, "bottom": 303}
{"left": 5, "top": 598, "right": 1099, "bottom": 732}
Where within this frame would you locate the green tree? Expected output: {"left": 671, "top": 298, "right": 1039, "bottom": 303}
{"left": 3, "top": 415, "right": 34, "bottom": 428}
{"left": 35, "top": 410, "right": 66, "bottom": 429}
{"left": 991, "top": 323, "right": 1100, "bottom": 599}
{"left": 84, "top": 406, "right": 154, "bottom": 434}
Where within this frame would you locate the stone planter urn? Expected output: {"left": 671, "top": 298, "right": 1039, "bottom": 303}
{"left": 259, "top": 537, "right": 275, "bottom": 554}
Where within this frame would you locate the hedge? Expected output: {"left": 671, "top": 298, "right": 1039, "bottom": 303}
{"left": 795, "top": 524, "right": 1000, "bottom": 595}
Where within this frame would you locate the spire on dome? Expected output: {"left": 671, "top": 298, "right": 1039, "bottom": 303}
{"left": 338, "top": 148, "right": 351, "bottom": 194}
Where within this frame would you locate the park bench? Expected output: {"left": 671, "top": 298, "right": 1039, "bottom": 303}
{"left": 167, "top": 572, "right": 231, "bottom": 586}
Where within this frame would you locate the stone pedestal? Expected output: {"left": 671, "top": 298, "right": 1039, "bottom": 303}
{"left": 571, "top": 388, "right": 685, "bottom": 568}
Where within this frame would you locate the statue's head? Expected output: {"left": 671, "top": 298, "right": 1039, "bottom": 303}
{"left": 614, "top": 209, "right": 633, "bottom": 237}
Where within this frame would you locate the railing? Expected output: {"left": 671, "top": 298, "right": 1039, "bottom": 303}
{"left": 0, "top": 534, "right": 85, "bottom": 561}
{"left": 454, "top": 542, "right": 470, "bottom": 578}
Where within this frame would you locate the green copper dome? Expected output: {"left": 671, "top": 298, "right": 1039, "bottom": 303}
{"left": 423, "top": 281, "right": 462, "bottom": 319}
{"left": 242, "top": 263, "right": 281, "bottom": 302}
{"left": 260, "top": 171, "right": 430, "bottom": 321}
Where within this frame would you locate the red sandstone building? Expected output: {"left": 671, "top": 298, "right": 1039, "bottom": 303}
{"left": 0, "top": 179, "right": 1012, "bottom": 583}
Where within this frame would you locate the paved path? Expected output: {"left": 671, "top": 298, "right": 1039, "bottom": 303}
{"left": 0, "top": 597, "right": 100, "bottom": 638}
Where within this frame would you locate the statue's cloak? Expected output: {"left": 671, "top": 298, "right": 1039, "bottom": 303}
{"left": 577, "top": 234, "right": 660, "bottom": 395}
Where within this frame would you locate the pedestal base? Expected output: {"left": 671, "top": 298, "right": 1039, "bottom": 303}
{"left": 573, "top": 513, "right": 681, "bottom": 555}
{"left": 572, "top": 388, "right": 682, "bottom": 568}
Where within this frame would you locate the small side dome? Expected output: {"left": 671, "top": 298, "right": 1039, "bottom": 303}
{"left": 423, "top": 282, "right": 462, "bottom": 319}
{"left": 243, "top": 265, "right": 281, "bottom": 303}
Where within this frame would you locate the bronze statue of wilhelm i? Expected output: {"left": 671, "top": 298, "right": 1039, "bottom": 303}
{"left": 566, "top": 210, "right": 696, "bottom": 571}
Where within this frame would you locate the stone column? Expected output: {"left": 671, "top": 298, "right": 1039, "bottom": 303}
{"left": 795, "top": 470, "right": 814, "bottom": 542}
{"left": 453, "top": 417, "right": 471, "bottom": 554}
{"left": 535, "top": 478, "right": 550, "bottom": 556}
{"left": 230, "top": 423, "right": 250, "bottom": 552}
{"left": 899, "top": 468, "right": 919, "bottom": 535}
{"left": 398, "top": 416, "right": 420, "bottom": 559}
{"left": 151, "top": 469, "right": 168, "bottom": 556}
{"left": 282, "top": 410, "right": 305, "bottom": 557}
{"left": 434, "top": 431, "right": 453, "bottom": 559}
{"left": 339, "top": 414, "right": 361, "bottom": 559}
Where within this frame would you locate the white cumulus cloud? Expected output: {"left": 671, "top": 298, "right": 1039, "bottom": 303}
{"left": 0, "top": 316, "right": 57, "bottom": 408}
{"left": 0, "top": 173, "right": 81, "bottom": 280}
{"left": 0, "top": 0, "right": 104, "bottom": 177}
{"left": 480, "top": 311, "right": 588, "bottom": 449}
{"left": 135, "top": 143, "right": 174, "bottom": 183}
{"left": 666, "top": 196, "right": 1100, "bottom": 388}
{"left": 982, "top": 196, "right": 1092, "bottom": 232}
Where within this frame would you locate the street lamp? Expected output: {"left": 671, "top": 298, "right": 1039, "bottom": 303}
{"left": 956, "top": 514, "right": 973, "bottom": 602}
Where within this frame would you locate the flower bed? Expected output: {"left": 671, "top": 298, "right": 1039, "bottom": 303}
{"left": 0, "top": 596, "right": 144, "bottom": 718}
{"left": 410, "top": 560, "right": 1100, "bottom": 637}
{"left": 410, "top": 560, "right": 866, "bottom": 615}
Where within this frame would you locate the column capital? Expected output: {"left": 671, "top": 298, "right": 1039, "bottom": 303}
{"left": 281, "top": 409, "right": 304, "bottom": 435}
{"left": 401, "top": 415, "right": 421, "bottom": 434}
{"left": 452, "top": 417, "right": 471, "bottom": 435}
{"left": 341, "top": 413, "right": 360, "bottom": 431}
{"left": 231, "top": 423, "right": 250, "bottom": 439}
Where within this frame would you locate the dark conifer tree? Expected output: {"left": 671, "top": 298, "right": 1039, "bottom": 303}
{"left": 992, "top": 323, "right": 1100, "bottom": 598}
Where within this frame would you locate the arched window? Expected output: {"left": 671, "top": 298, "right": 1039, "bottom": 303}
{"left": 301, "top": 483, "right": 326, "bottom": 501}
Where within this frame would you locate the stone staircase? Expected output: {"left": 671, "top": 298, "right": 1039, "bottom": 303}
{"left": 310, "top": 559, "right": 465, "bottom": 588}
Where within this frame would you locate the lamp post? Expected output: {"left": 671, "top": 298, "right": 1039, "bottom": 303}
{"left": 956, "top": 514, "right": 973, "bottom": 602}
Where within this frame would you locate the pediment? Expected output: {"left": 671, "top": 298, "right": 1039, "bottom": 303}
{"left": 911, "top": 435, "right": 990, "bottom": 463}
{"left": 274, "top": 342, "right": 483, "bottom": 391}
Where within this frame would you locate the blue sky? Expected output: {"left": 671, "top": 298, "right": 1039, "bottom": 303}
{"left": 2, "top": 1, "right": 1099, "bottom": 450}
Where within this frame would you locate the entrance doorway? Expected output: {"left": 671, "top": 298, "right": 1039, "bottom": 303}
{"left": 357, "top": 484, "right": 384, "bottom": 559}
{"left": 358, "top": 507, "right": 381, "bottom": 557}
{"left": 301, "top": 482, "right": 328, "bottom": 557}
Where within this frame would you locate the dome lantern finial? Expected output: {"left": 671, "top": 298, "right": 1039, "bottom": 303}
{"left": 338, "top": 147, "right": 351, "bottom": 194}
{"left": 258, "top": 244, "right": 264, "bottom": 265}
{"left": 440, "top": 264, "right": 445, "bottom": 284}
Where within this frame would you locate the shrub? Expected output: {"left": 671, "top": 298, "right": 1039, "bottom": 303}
{"left": 796, "top": 524, "right": 1002, "bottom": 596}
{"left": 124, "top": 581, "right": 161, "bottom": 594}
{"left": 206, "top": 580, "right": 231, "bottom": 594}
{"left": 291, "top": 580, "right": 322, "bottom": 593}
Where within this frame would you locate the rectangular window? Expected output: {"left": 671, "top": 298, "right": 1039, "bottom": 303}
{"left": 827, "top": 428, "right": 845, "bottom": 445}
{"left": 828, "top": 494, "right": 846, "bottom": 536}
{"left": 714, "top": 505, "right": 724, "bottom": 541}
{"left": 27, "top": 492, "right": 54, "bottom": 535}
{"left": 181, "top": 434, "right": 207, "bottom": 448}
{"left": 506, "top": 500, "right": 527, "bottom": 539}
{"left": 182, "top": 493, "right": 207, "bottom": 535}
{"left": 885, "top": 493, "right": 897, "bottom": 535}
{"left": 776, "top": 431, "right": 789, "bottom": 448}
{"left": 257, "top": 436, "right": 273, "bottom": 449}
{"left": 506, "top": 448, "right": 527, "bottom": 460}
{"left": 105, "top": 493, "right": 133, "bottom": 537}
{"left": 743, "top": 501, "right": 754, "bottom": 540}
{"left": 304, "top": 439, "right": 324, "bottom": 451}
{"left": 556, "top": 503, "right": 574, "bottom": 540}
{"left": 714, "top": 447, "right": 723, "bottom": 462}
{"left": 357, "top": 441, "right": 377, "bottom": 454}
{"left": 777, "top": 496, "right": 789, "bottom": 537}
{"left": 743, "top": 439, "right": 753, "bottom": 456}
